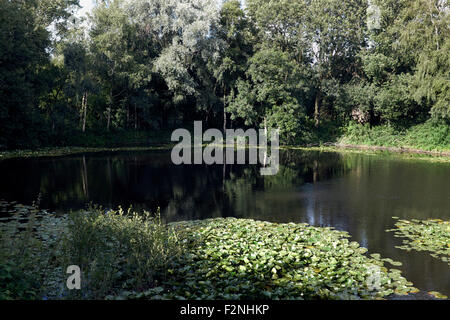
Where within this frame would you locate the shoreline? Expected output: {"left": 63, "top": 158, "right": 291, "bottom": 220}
{"left": 0, "top": 142, "right": 449, "bottom": 162}
{"left": 0, "top": 145, "right": 174, "bottom": 160}
{"left": 285, "top": 144, "right": 450, "bottom": 163}
{"left": 331, "top": 143, "right": 450, "bottom": 157}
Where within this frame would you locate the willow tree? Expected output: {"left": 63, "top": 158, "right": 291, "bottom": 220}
{"left": 128, "top": 0, "right": 222, "bottom": 122}
{"left": 396, "top": 0, "right": 450, "bottom": 120}
{"left": 361, "top": 0, "right": 449, "bottom": 125}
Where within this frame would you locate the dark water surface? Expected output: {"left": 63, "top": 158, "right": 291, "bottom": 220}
{"left": 0, "top": 149, "right": 449, "bottom": 295}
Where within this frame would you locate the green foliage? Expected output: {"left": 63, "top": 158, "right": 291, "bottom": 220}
{"left": 340, "top": 121, "right": 450, "bottom": 151}
{"left": 0, "top": 202, "right": 63, "bottom": 300}
{"left": 0, "top": 0, "right": 50, "bottom": 148}
{"left": 373, "top": 74, "right": 426, "bottom": 126}
{"left": 360, "top": 0, "right": 450, "bottom": 126}
{"left": 228, "top": 47, "right": 311, "bottom": 144}
{"left": 61, "top": 207, "right": 181, "bottom": 298}
{"left": 0, "top": 261, "right": 40, "bottom": 300}
{"left": 65, "top": 128, "right": 172, "bottom": 148}
{"left": 2, "top": 201, "right": 449, "bottom": 300}
{"left": 413, "top": 37, "right": 450, "bottom": 120}
{"left": 0, "top": 0, "right": 448, "bottom": 151}
{"left": 31, "top": 0, "right": 80, "bottom": 36}
{"left": 0, "top": 201, "right": 181, "bottom": 300}
{"left": 125, "top": 218, "right": 417, "bottom": 300}
{"left": 387, "top": 218, "right": 450, "bottom": 265}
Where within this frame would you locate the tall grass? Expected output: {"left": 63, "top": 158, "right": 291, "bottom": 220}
{"left": 339, "top": 121, "right": 450, "bottom": 151}
{"left": 0, "top": 205, "right": 181, "bottom": 300}
{"left": 60, "top": 207, "right": 181, "bottom": 299}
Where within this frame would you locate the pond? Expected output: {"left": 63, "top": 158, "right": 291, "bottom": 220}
{"left": 0, "top": 149, "right": 448, "bottom": 296}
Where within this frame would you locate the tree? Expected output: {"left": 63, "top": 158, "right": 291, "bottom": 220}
{"left": 0, "top": 0, "right": 50, "bottom": 148}
{"left": 228, "top": 0, "right": 312, "bottom": 143}
{"left": 396, "top": 0, "right": 450, "bottom": 121}
{"left": 63, "top": 41, "right": 96, "bottom": 132}
{"left": 228, "top": 47, "right": 311, "bottom": 143}
{"left": 305, "top": 0, "right": 368, "bottom": 127}
{"left": 90, "top": 0, "right": 140, "bottom": 130}
{"left": 32, "top": 0, "right": 80, "bottom": 39}
{"left": 360, "top": 0, "right": 449, "bottom": 126}
{"left": 129, "top": 0, "right": 222, "bottom": 122}
{"left": 0, "top": 0, "right": 447, "bottom": 149}
{"left": 212, "top": 0, "right": 254, "bottom": 133}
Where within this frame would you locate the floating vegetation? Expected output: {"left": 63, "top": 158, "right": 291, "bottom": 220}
{"left": 123, "top": 218, "right": 417, "bottom": 300}
{"left": 428, "top": 291, "right": 448, "bottom": 299}
{"left": 2, "top": 203, "right": 447, "bottom": 300}
{"left": 387, "top": 218, "right": 450, "bottom": 265}
{"left": 0, "top": 202, "right": 67, "bottom": 300}
{"left": 0, "top": 146, "right": 174, "bottom": 161}
{"left": 1, "top": 203, "right": 180, "bottom": 300}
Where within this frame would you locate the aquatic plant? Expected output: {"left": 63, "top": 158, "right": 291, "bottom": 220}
{"left": 124, "top": 218, "right": 417, "bottom": 300}
{"left": 0, "top": 202, "right": 181, "bottom": 300}
{"left": 2, "top": 201, "right": 446, "bottom": 300}
{"left": 60, "top": 207, "right": 181, "bottom": 298}
{"left": 387, "top": 218, "right": 450, "bottom": 265}
{"left": 0, "top": 202, "right": 65, "bottom": 300}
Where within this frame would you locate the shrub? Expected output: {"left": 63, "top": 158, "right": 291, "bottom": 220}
{"left": 0, "top": 204, "right": 181, "bottom": 300}
{"left": 61, "top": 207, "right": 181, "bottom": 299}
{"left": 339, "top": 121, "right": 450, "bottom": 151}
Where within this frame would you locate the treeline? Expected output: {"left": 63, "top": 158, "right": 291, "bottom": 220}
{"left": 0, "top": 0, "right": 448, "bottom": 149}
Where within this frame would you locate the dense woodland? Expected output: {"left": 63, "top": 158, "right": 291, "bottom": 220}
{"left": 0, "top": 0, "right": 448, "bottom": 149}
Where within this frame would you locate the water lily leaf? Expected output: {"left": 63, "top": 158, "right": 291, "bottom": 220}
{"left": 428, "top": 291, "right": 448, "bottom": 299}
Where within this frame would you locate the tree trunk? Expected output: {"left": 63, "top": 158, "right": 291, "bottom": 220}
{"left": 82, "top": 92, "right": 88, "bottom": 133}
{"left": 126, "top": 105, "right": 130, "bottom": 129}
{"left": 107, "top": 107, "right": 111, "bottom": 131}
{"left": 135, "top": 104, "right": 138, "bottom": 130}
{"left": 223, "top": 92, "right": 227, "bottom": 135}
{"left": 313, "top": 159, "right": 319, "bottom": 183}
{"left": 264, "top": 117, "right": 268, "bottom": 136}
{"left": 81, "top": 156, "right": 89, "bottom": 197}
{"left": 314, "top": 91, "right": 321, "bottom": 128}
{"left": 107, "top": 88, "right": 112, "bottom": 131}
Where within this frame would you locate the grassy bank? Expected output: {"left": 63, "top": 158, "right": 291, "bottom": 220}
{"left": 0, "top": 129, "right": 174, "bottom": 160}
{"left": 1, "top": 121, "right": 449, "bottom": 161}
{"left": 3, "top": 202, "right": 448, "bottom": 300}
{"left": 0, "top": 145, "right": 175, "bottom": 161}
{"left": 338, "top": 122, "right": 450, "bottom": 153}
{"left": 285, "top": 145, "right": 450, "bottom": 163}
{"left": 2, "top": 143, "right": 449, "bottom": 165}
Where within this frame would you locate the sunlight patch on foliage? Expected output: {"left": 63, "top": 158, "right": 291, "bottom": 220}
{"left": 124, "top": 218, "right": 417, "bottom": 300}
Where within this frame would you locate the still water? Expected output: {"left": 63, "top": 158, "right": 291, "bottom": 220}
{"left": 0, "top": 149, "right": 449, "bottom": 295}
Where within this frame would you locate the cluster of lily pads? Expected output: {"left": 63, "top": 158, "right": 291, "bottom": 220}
{"left": 122, "top": 218, "right": 417, "bottom": 300}
{"left": 387, "top": 218, "right": 450, "bottom": 265}
{"left": 0, "top": 201, "right": 66, "bottom": 239}
{"left": 2, "top": 200, "right": 448, "bottom": 300}
{"left": 0, "top": 200, "right": 69, "bottom": 300}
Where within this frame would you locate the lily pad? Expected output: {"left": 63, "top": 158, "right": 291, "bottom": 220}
{"left": 387, "top": 218, "right": 450, "bottom": 265}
